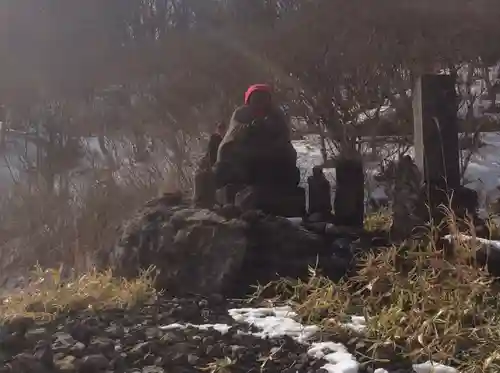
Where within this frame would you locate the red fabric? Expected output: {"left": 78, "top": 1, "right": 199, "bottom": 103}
{"left": 244, "top": 84, "right": 272, "bottom": 104}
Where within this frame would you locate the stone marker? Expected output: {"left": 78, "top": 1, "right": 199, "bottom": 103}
{"left": 333, "top": 151, "right": 365, "bottom": 228}
{"left": 413, "top": 74, "right": 460, "bottom": 227}
{"left": 390, "top": 155, "right": 425, "bottom": 240}
{"left": 307, "top": 166, "right": 332, "bottom": 222}
{"left": 192, "top": 157, "right": 217, "bottom": 209}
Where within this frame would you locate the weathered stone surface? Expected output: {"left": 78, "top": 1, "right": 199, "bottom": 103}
{"left": 102, "top": 194, "right": 372, "bottom": 297}
{"left": 390, "top": 155, "right": 425, "bottom": 240}
{"left": 192, "top": 166, "right": 217, "bottom": 209}
{"left": 108, "top": 197, "right": 248, "bottom": 296}
{"left": 388, "top": 155, "right": 489, "bottom": 241}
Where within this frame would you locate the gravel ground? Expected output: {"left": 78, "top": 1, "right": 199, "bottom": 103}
{"left": 0, "top": 296, "right": 418, "bottom": 373}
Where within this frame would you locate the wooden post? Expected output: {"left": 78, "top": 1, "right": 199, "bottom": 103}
{"left": 413, "top": 74, "right": 460, "bottom": 224}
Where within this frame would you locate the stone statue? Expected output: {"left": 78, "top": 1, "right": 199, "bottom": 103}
{"left": 192, "top": 122, "right": 228, "bottom": 209}
{"left": 192, "top": 156, "right": 216, "bottom": 209}
{"left": 307, "top": 166, "right": 332, "bottom": 221}
{"left": 390, "top": 155, "right": 425, "bottom": 240}
{"left": 206, "top": 122, "right": 227, "bottom": 167}
{"left": 214, "top": 84, "right": 304, "bottom": 217}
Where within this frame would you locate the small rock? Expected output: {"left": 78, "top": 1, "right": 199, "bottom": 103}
{"left": 168, "top": 352, "right": 187, "bottom": 365}
{"left": 88, "top": 337, "right": 115, "bottom": 357}
{"left": 10, "top": 353, "right": 49, "bottom": 373}
{"left": 104, "top": 325, "right": 125, "bottom": 339}
{"left": 145, "top": 327, "right": 161, "bottom": 340}
{"left": 187, "top": 354, "right": 200, "bottom": 365}
{"left": 143, "top": 354, "right": 157, "bottom": 365}
{"left": 129, "top": 341, "right": 152, "bottom": 356}
{"left": 70, "top": 342, "right": 86, "bottom": 358}
{"left": 53, "top": 332, "right": 77, "bottom": 352}
{"left": 69, "top": 322, "right": 95, "bottom": 345}
{"left": 34, "top": 341, "right": 54, "bottom": 367}
{"left": 6, "top": 316, "right": 34, "bottom": 335}
{"left": 160, "top": 331, "right": 185, "bottom": 344}
{"left": 143, "top": 367, "right": 165, "bottom": 373}
{"left": 25, "top": 328, "right": 50, "bottom": 344}
{"left": 79, "top": 354, "right": 109, "bottom": 372}
{"left": 54, "top": 355, "right": 77, "bottom": 373}
{"left": 205, "top": 343, "right": 222, "bottom": 357}
{"left": 110, "top": 356, "right": 127, "bottom": 373}
{"left": 0, "top": 333, "right": 27, "bottom": 354}
{"left": 230, "top": 345, "right": 245, "bottom": 359}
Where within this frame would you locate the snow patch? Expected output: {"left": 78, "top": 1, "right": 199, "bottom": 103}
{"left": 308, "top": 342, "right": 359, "bottom": 373}
{"left": 342, "top": 316, "right": 368, "bottom": 333}
{"left": 229, "top": 307, "right": 359, "bottom": 373}
{"left": 413, "top": 361, "right": 458, "bottom": 373}
{"left": 228, "top": 307, "right": 319, "bottom": 343}
{"left": 159, "top": 307, "right": 461, "bottom": 373}
{"left": 160, "top": 323, "right": 232, "bottom": 335}
{"left": 444, "top": 233, "right": 500, "bottom": 252}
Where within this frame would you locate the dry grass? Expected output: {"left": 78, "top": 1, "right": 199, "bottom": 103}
{"left": 262, "top": 211, "right": 500, "bottom": 373}
{"left": 0, "top": 266, "right": 157, "bottom": 324}
{"left": 364, "top": 208, "right": 393, "bottom": 232}
{"left": 199, "top": 357, "right": 237, "bottom": 373}
{"left": 484, "top": 214, "right": 500, "bottom": 240}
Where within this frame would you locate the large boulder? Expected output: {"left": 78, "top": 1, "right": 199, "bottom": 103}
{"left": 107, "top": 194, "right": 247, "bottom": 296}
{"left": 102, "top": 193, "right": 364, "bottom": 297}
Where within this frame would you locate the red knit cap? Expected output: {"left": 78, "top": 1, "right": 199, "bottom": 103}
{"left": 244, "top": 84, "right": 272, "bottom": 104}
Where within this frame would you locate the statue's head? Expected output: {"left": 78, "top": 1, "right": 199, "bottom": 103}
{"left": 245, "top": 84, "right": 273, "bottom": 113}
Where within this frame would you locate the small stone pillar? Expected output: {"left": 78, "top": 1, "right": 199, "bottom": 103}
{"left": 333, "top": 151, "right": 365, "bottom": 228}
{"left": 413, "top": 74, "right": 460, "bottom": 226}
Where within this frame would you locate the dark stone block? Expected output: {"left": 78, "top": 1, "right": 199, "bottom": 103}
{"left": 413, "top": 74, "right": 460, "bottom": 228}
{"left": 334, "top": 156, "right": 365, "bottom": 228}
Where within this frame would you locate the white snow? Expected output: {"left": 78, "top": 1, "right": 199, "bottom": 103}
{"left": 308, "top": 342, "right": 360, "bottom": 373}
{"left": 159, "top": 322, "right": 232, "bottom": 335}
{"left": 228, "top": 306, "right": 319, "bottom": 343}
{"left": 161, "top": 306, "right": 460, "bottom": 373}
{"left": 228, "top": 306, "right": 358, "bottom": 373}
{"left": 413, "top": 361, "right": 458, "bottom": 373}
{"left": 341, "top": 316, "right": 367, "bottom": 333}
{"left": 444, "top": 233, "right": 500, "bottom": 252}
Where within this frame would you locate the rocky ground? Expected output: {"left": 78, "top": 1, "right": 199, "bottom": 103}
{"left": 0, "top": 295, "right": 418, "bottom": 373}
